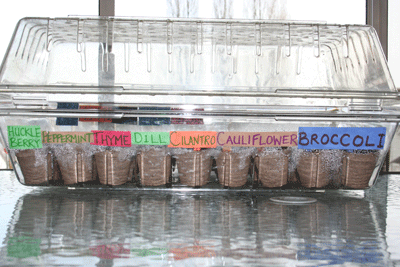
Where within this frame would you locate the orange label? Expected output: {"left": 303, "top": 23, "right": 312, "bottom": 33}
{"left": 168, "top": 131, "right": 217, "bottom": 148}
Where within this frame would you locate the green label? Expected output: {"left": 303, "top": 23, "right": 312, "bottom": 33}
{"left": 131, "top": 132, "right": 170, "bottom": 145}
{"left": 7, "top": 236, "right": 41, "bottom": 258}
{"left": 131, "top": 247, "right": 168, "bottom": 257}
{"left": 8, "top": 126, "right": 42, "bottom": 149}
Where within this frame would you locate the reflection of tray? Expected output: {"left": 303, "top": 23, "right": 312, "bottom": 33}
{"left": 296, "top": 201, "right": 329, "bottom": 238}
{"left": 175, "top": 150, "right": 212, "bottom": 187}
{"left": 341, "top": 152, "right": 377, "bottom": 189}
{"left": 297, "top": 150, "right": 330, "bottom": 188}
{"left": 137, "top": 148, "right": 171, "bottom": 186}
{"left": 15, "top": 149, "right": 52, "bottom": 185}
{"left": 255, "top": 149, "right": 289, "bottom": 188}
{"left": 94, "top": 198, "right": 131, "bottom": 238}
{"left": 95, "top": 151, "right": 133, "bottom": 186}
{"left": 257, "top": 200, "right": 289, "bottom": 244}
{"left": 56, "top": 198, "right": 94, "bottom": 239}
{"left": 216, "top": 151, "right": 251, "bottom": 187}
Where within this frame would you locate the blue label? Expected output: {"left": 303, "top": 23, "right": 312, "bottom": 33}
{"left": 298, "top": 127, "right": 386, "bottom": 150}
{"left": 138, "top": 107, "right": 171, "bottom": 126}
{"left": 56, "top": 102, "right": 79, "bottom": 126}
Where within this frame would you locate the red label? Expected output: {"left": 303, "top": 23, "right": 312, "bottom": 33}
{"left": 90, "top": 244, "right": 129, "bottom": 259}
{"left": 171, "top": 108, "right": 204, "bottom": 125}
{"left": 91, "top": 131, "right": 131, "bottom": 147}
{"left": 79, "top": 105, "right": 112, "bottom": 122}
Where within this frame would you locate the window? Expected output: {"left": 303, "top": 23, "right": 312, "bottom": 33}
{"left": 116, "top": 0, "right": 365, "bottom": 24}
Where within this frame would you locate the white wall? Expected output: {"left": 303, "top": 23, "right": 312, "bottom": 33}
{"left": 388, "top": 0, "right": 400, "bottom": 88}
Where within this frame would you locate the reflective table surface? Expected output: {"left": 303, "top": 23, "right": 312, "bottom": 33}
{"left": 0, "top": 171, "right": 399, "bottom": 266}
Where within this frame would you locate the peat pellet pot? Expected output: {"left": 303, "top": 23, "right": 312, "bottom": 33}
{"left": 55, "top": 146, "right": 95, "bottom": 185}
{"left": 15, "top": 149, "right": 53, "bottom": 185}
{"left": 137, "top": 147, "right": 171, "bottom": 186}
{"left": 216, "top": 150, "right": 252, "bottom": 187}
{"left": 297, "top": 150, "right": 330, "bottom": 188}
{"left": 175, "top": 150, "right": 212, "bottom": 187}
{"left": 340, "top": 151, "right": 378, "bottom": 189}
{"left": 95, "top": 150, "right": 134, "bottom": 186}
{"left": 255, "top": 149, "right": 289, "bottom": 188}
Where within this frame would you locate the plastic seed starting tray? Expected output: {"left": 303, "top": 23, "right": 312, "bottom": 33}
{"left": 0, "top": 17, "right": 399, "bottom": 190}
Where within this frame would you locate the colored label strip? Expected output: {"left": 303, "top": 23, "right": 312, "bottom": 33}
{"left": 217, "top": 131, "right": 298, "bottom": 147}
{"left": 91, "top": 130, "right": 132, "bottom": 147}
{"left": 168, "top": 131, "right": 217, "bottom": 148}
{"left": 42, "top": 131, "right": 94, "bottom": 144}
{"left": 132, "top": 132, "right": 170, "bottom": 145}
{"left": 8, "top": 125, "right": 42, "bottom": 149}
{"left": 298, "top": 127, "right": 386, "bottom": 150}
{"left": 7, "top": 127, "right": 387, "bottom": 150}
